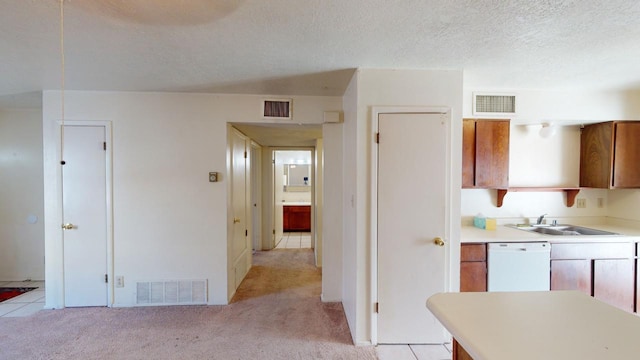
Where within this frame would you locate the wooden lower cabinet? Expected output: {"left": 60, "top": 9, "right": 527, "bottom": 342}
{"left": 455, "top": 241, "right": 636, "bottom": 360}
{"left": 550, "top": 243, "right": 635, "bottom": 313}
{"left": 283, "top": 205, "right": 311, "bottom": 232}
{"left": 453, "top": 339, "right": 473, "bottom": 360}
{"left": 593, "top": 258, "right": 634, "bottom": 312}
{"left": 460, "top": 262, "right": 487, "bottom": 292}
{"left": 460, "top": 244, "right": 487, "bottom": 292}
{"left": 550, "top": 259, "right": 591, "bottom": 295}
{"left": 456, "top": 244, "right": 487, "bottom": 360}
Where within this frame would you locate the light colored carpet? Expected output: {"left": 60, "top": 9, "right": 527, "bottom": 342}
{"left": 0, "top": 249, "right": 376, "bottom": 359}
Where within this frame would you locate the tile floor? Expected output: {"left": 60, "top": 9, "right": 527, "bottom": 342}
{"left": 376, "top": 344, "right": 452, "bottom": 360}
{"left": 0, "top": 280, "right": 45, "bottom": 317}
{"left": 275, "top": 232, "right": 312, "bottom": 249}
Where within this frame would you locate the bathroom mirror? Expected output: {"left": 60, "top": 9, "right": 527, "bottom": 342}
{"left": 284, "top": 164, "right": 310, "bottom": 191}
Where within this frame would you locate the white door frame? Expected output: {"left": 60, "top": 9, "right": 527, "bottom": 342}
{"left": 250, "top": 141, "right": 262, "bottom": 251}
{"left": 227, "top": 127, "right": 252, "bottom": 300}
{"left": 370, "top": 107, "right": 453, "bottom": 345}
{"left": 55, "top": 120, "right": 114, "bottom": 307}
{"left": 271, "top": 147, "right": 316, "bottom": 249}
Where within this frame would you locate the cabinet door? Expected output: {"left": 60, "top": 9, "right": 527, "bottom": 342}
{"left": 474, "top": 120, "right": 509, "bottom": 188}
{"left": 613, "top": 122, "right": 640, "bottom": 188}
{"left": 462, "top": 120, "right": 476, "bottom": 188}
{"left": 580, "top": 122, "right": 614, "bottom": 188}
{"left": 550, "top": 259, "right": 591, "bottom": 295}
{"left": 283, "top": 207, "right": 290, "bottom": 231}
{"left": 593, "top": 258, "right": 634, "bottom": 312}
{"left": 460, "top": 262, "right": 487, "bottom": 292}
{"left": 285, "top": 206, "right": 310, "bottom": 232}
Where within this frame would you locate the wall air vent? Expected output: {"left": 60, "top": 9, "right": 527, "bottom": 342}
{"left": 473, "top": 93, "right": 516, "bottom": 116}
{"left": 135, "top": 279, "right": 207, "bottom": 306}
{"left": 262, "top": 99, "right": 292, "bottom": 120}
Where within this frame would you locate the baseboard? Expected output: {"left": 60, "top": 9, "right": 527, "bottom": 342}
{"left": 355, "top": 340, "right": 373, "bottom": 346}
{"left": 320, "top": 293, "right": 342, "bottom": 302}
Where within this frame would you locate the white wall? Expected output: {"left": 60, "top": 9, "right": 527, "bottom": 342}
{"left": 0, "top": 108, "right": 45, "bottom": 281}
{"left": 314, "top": 138, "right": 323, "bottom": 267}
{"left": 42, "top": 91, "right": 341, "bottom": 308}
{"left": 260, "top": 147, "right": 276, "bottom": 250}
{"left": 321, "top": 123, "right": 343, "bottom": 302}
{"left": 342, "top": 69, "right": 463, "bottom": 344}
{"left": 340, "top": 73, "right": 359, "bottom": 338}
{"left": 463, "top": 88, "right": 640, "bottom": 123}
{"left": 608, "top": 190, "right": 640, "bottom": 221}
{"left": 461, "top": 88, "right": 640, "bottom": 223}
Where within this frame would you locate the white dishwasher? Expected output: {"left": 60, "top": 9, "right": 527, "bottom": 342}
{"left": 487, "top": 242, "right": 551, "bottom": 292}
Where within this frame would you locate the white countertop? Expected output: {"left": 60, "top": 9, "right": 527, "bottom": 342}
{"left": 461, "top": 222, "right": 640, "bottom": 244}
{"left": 427, "top": 291, "right": 640, "bottom": 360}
{"left": 282, "top": 202, "right": 311, "bottom": 206}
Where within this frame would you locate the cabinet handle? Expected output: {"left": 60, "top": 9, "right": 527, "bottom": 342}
{"left": 434, "top": 237, "right": 445, "bottom": 247}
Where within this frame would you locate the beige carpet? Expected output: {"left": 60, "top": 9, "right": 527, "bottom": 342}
{"left": 0, "top": 249, "right": 376, "bottom": 359}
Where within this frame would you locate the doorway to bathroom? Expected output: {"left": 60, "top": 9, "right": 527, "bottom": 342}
{"left": 273, "top": 149, "right": 313, "bottom": 250}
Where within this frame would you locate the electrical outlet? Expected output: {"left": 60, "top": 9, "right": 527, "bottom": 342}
{"left": 597, "top": 198, "right": 604, "bottom": 208}
{"left": 576, "top": 198, "right": 587, "bottom": 208}
{"left": 115, "top": 276, "right": 124, "bottom": 288}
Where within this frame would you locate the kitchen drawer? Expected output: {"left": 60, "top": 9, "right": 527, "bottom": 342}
{"left": 461, "top": 244, "right": 486, "bottom": 262}
{"left": 551, "top": 242, "right": 634, "bottom": 260}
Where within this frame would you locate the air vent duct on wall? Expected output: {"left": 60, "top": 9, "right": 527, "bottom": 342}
{"left": 262, "top": 99, "right": 292, "bottom": 119}
{"left": 473, "top": 93, "right": 516, "bottom": 116}
{"left": 136, "top": 279, "right": 207, "bottom": 306}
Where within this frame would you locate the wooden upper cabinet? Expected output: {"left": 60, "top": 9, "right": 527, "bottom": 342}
{"left": 462, "top": 119, "right": 510, "bottom": 188}
{"left": 462, "top": 120, "right": 476, "bottom": 187}
{"left": 613, "top": 122, "right": 640, "bottom": 187}
{"left": 580, "top": 121, "right": 640, "bottom": 188}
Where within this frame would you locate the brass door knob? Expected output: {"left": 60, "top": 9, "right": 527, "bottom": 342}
{"left": 434, "top": 237, "right": 445, "bottom": 247}
{"left": 233, "top": 218, "right": 241, "bottom": 224}
{"left": 62, "top": 223, "right": 75, "bottom": 230}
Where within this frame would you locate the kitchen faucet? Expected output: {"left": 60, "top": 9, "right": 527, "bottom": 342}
{"left": 536, "top": 213, "right": 547, "bottom": 225}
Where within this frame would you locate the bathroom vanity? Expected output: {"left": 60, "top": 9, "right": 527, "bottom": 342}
{"left": 283, "top": 204, "right": 311, "bottom": 232}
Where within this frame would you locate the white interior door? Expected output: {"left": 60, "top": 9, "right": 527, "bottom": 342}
{"left": 377, "top": 112, "right": 448, "bottom": 343}
{"left": 230, "top": 129, "right": 250, "bottom": 291}
{"left": 62, "top": 125, "right": 108, "bottom": 307}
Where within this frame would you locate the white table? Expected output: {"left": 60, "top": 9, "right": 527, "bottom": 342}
{"left": 426, "top": 291, "right": 640, "bottom": 360}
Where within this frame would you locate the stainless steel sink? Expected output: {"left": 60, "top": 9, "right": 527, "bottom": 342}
{"left": 512, "top": 224, "right": 620, "bottom": 236}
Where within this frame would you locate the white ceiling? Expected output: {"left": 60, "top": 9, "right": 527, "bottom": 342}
{"left": 2, "top": 0, "right": 640, "bottom": 110}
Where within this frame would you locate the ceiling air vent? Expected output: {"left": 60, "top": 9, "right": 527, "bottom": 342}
{"left": 473, "top": 93, "right": 516, "bottom": 116}
{"left": 262, "top": 99, "right": 292, "bottom": 120}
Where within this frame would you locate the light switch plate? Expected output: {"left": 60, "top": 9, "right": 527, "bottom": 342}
{"left": 209, "top": 172, "right": 219, "bottom": 182}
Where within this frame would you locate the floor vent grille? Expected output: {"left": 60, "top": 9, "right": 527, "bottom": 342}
{"left": 136, "top": 280, "right": 207, "bottom": 305}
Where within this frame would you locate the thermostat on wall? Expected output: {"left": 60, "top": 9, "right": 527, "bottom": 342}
{"left": 209, "top": 172, "right": 219, "bottom": 182}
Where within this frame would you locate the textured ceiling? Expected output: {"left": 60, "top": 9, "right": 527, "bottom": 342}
{"left": 2, "top": 0, "right": 640, "bottom": 108}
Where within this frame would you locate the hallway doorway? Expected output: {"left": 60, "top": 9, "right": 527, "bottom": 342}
{"left": 273, "top": 149, "right": 314, "bottom": 251}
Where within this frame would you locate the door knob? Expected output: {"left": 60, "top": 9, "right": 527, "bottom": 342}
{"left": 62, "top": 223, "right": 75, "bottom": 230}
{"left": 233, "top": 218, "right": 241, "bottom": 224}
{"left": 434, "top": 237, "right": 445, "bottom": 247}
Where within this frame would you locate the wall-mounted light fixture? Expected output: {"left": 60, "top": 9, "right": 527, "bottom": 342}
{"left": 539, "top": 122, "right": 557, "bottom": 138}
